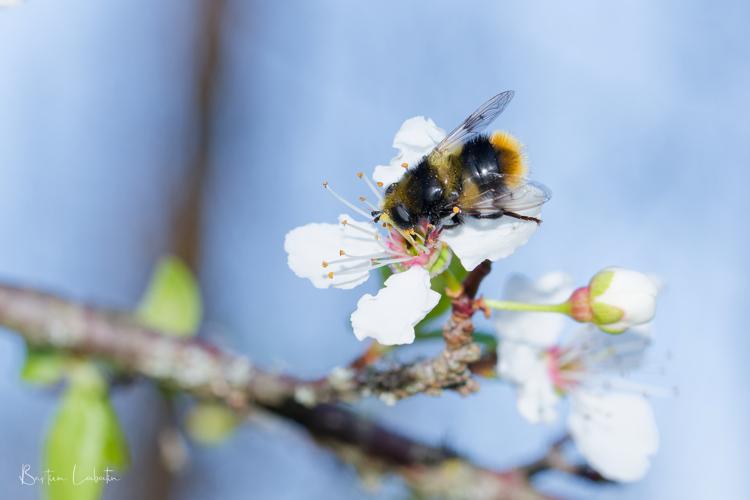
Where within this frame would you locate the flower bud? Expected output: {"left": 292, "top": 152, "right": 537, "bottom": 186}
{"left": 568, "top": 267, "right": 658, "bottom": 334}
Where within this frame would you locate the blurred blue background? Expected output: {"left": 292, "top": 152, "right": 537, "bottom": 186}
{"left": 1, "top": 1, "right": 749, "bottom": 499}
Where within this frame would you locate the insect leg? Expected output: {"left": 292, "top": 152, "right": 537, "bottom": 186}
{"left": 502, "top": 210, "right": 542, "bottom": 225}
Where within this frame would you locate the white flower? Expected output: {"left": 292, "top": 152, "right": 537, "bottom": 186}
{"left": 569, "top": 267, "right": 659, "bottom": 334}
{"left": 496, "top": 273, "right": 660, "bottom": 482}
{"left": 285, "top": 115, "right": 543, "bottom": 344}
{"left": 351, "top": 267, "right": 440, "bottom": 345}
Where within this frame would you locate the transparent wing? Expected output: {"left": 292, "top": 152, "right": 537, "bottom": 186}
{"left": 460, "top": 177, "right": 551, "bottom": 216}
{"left": 431, "top": 91, "right": 515, "bottom": 156}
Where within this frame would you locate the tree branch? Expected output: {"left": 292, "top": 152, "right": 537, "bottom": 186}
{"left": 0, "top": 282, "right": 551, "bottom": 498}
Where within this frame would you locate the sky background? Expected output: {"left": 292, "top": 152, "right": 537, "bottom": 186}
{"left": 1, "top": 1, "right": 749, "bottom": 499}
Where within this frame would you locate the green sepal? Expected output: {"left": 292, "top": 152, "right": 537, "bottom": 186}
{"left": 138, "top": 255, "right": 202, "bottom": 337}
{"left": 415, "top": 256, "right": 467, "bottom": 335}
{"left": 598, "top": 324, "right": 627, "bottom": 335}
{"left": 44, "top": 363, "right": 129, "bottom": 500}
{"left": 589, "top": 270, "right": 614, "bottom": 298}
{"left": 591, "top": 301, "right": 624, "bottom": 325}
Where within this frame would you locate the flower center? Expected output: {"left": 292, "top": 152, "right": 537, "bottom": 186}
{"left": 319, "top": 177, "right": 446, "bottom": 283}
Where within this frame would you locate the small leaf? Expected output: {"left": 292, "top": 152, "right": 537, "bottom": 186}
{"left": 44, "top": 364, "right": 130, "bottom": 500}
{"left": 186, "top": 403, "right": 239, "bottom": 445}
{"left": 21, "top": 346, "right": 65, "bottom": 385}
{"left": 138, "top": 255, "right": 202, "bottom": 337}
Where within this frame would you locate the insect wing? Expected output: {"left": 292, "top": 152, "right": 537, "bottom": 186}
{"left": 431, "top": 91, "right": 515, "bottom": 157}
{"left": 460, "top": 177, "right": 551, "bottom": 215}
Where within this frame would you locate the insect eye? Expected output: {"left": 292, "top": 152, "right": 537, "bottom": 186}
{"left": 391, "top": 204, "right": 412, "bottom": 228}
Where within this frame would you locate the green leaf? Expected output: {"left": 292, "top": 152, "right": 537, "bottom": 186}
{"left": 186, "top": 403, "right": 239, "bottom": 445}
{"left": 44, "top": 364, "right": 129, "bottom": 500}
{"left": 21, "top": 346, "right": 65, "bottom": 386}
{"left": 138, "top": 255, "right": 202, "bottom": 337}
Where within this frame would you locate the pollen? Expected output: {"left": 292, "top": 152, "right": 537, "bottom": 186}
{"left": 401, "top": 162, "right": 408, "bottom": 169}
{"left": 452, "top": 206, "right": 461, "bottom": 214}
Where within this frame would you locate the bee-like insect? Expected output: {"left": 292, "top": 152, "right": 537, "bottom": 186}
{"left": 376, "top": 91, "right": 550, "bottom": 230}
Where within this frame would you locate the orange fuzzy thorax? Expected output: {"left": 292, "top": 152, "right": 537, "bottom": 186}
{"left": 489, "top": 131, "right": 526, "bottom": 187}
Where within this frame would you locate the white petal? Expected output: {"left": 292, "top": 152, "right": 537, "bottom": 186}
{"left": 495, "top": 272, "right": 573, "bottom": 347}
{"left": 595, "top": 267, "right": 659, "bottom": 332}
{"left": 441, "top": 207, "right": 542, "bottom": 272}
{"left": 350, "top": 266, "right": 440, "bottom": 345}
{"left": 372, "top": 116, "right": 445, "bottom": 187}
{"left": 568, "top": 390, "right": 659, "bottom": 482}
{"left": 284, "top": 214, "right": 383, "bottom": 290}
{"left": 498, "top": 341, "right": 561, "bottom": 424}
{"left": 392, "top": 116, "right": 446, "bottom": 153}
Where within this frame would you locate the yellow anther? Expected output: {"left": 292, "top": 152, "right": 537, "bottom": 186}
{"left": 339, "top": 249, "right": 346, "bottom": 256}
{"left": 327, "top": 271, "right": 334, "bottom": 279}
{"left": 322, "top": 261, "right": 329, "bottom": 268}
{"left": 376, "top": 181, "right": 384, "bottom": 187}
{"left": 356, "top": 172, "right": 364, "bottom": 178}
{"left": 452, "top": 206, "right": 461, "bottom": 214}
{"left": 401, "top": 162, "right": 408, "bottom": 169}
{"left": 341, "top": 219, "right": 348, "bottom": 225}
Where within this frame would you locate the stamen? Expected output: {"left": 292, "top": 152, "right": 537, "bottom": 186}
{"left": 358, "top": 196, "right": 380, "bottom": 212}
{"left": 322, "top": 261, "right": 329, "bottom": 268}
{"left": 376, "top": 181, "right": 384, "bottom": 187}
{"left": 341, "top": 218, "right": 380, "bottom": 239}
{"left": 333, "top": 256, "right": 415, "bottom": 276}
{"left": 578, "top": 376, "right": 673, "bottom": 398}
{"left": 401, "top": 162, "right": 409, "bottom": 169}
{"left": 379, "top": 213, "right": 419, "bottom": 248}
{"left": 324, "top": 251, "right": 396, "bottom": 266}
{"left": 452, "top": 206, "right": 461, "bottom": 214}
{"left": 323, "top": 182, "right": 372, "bottom": 219}
{"left": 357, "top": 172, "right": 384, "bottom": 201}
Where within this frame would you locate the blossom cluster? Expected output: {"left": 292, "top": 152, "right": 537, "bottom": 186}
{"left": 283, "top": 113, "right": 664, "bottom": 482}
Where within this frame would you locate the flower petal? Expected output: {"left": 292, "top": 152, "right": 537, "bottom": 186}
{"left": 498, "top": 341, "right": 560, "bottom": 424}
{"left": 372, "top": 117, "right": 445, "bottom": 187}
{"left": 568, "top": 390, "right": 659, "bottom": 482}
{"left": 350, "top": 266, "right": 440, "bottom": 345}
{"left": 495, "top": 272, "right": 573, "bottom": 347}
{"left": 441, "top": 207, "right": 542, "bottom": 272}
{"left": 284, "top": 214, "right": 383, "bottom": 290}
